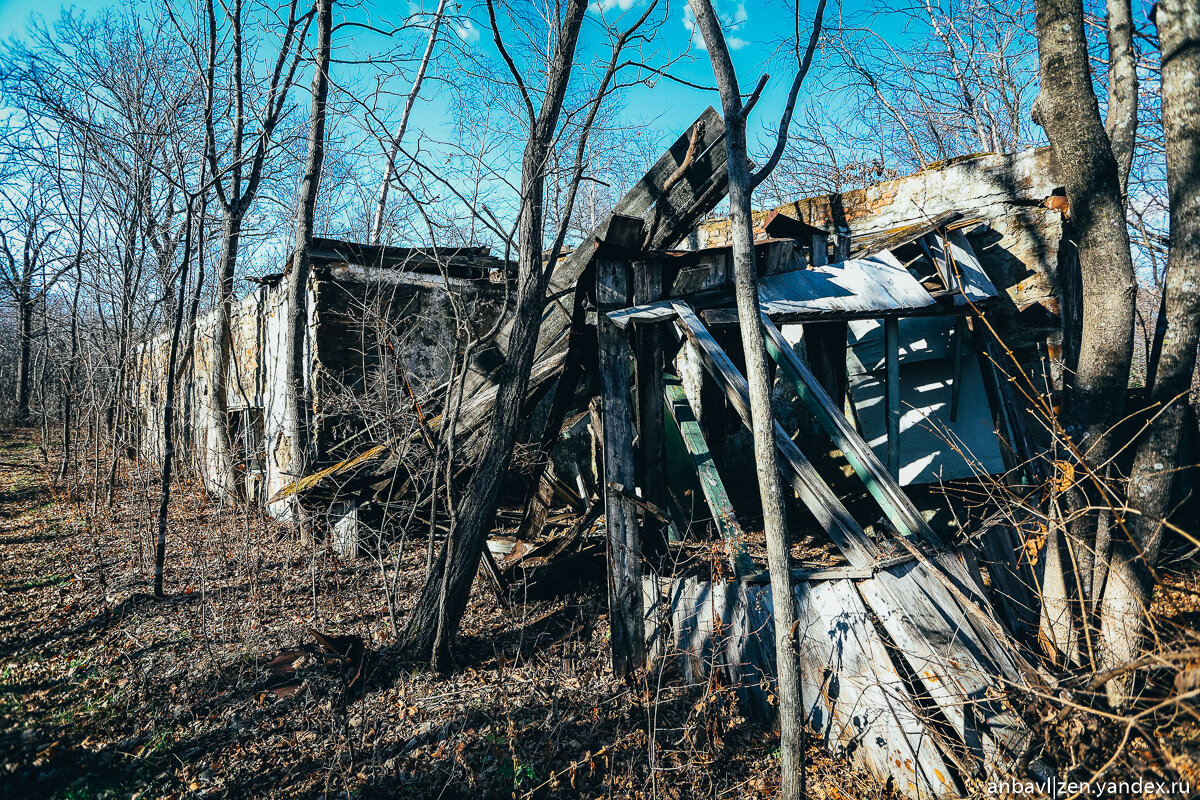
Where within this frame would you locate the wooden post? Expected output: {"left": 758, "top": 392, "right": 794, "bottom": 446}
{"left": 597, "top": 216, "right": 646, "bottom": 678}
{"left": 884, "top": 316, "right": 901, "bottom": 479}
{"left": 950, "top": 317, "right": 967, "bottom": 423}
{"left": 634, "top": 258, "right": 668, "bottom": 558}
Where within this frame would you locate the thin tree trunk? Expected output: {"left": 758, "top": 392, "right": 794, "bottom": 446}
{"left": 399, "top": 0, "right": 588, "bottom": 667}
{"left": 207, "top": 210, "right": 244, "bottom": 498}
{"left": 154, "top": 201, "right": 198, "bottom": 598}
{"left": 369, "top": 0, "right": 449, "bottom": 245}
{"left": 59, "top": 258, "right": 82, "bottom": 481}
{"left": 15, "top": 292, "right": 33, "bottom": 423}
{"left": 687, "top": 1, "right": 803, "bottom": 796}
{"left": 1101, "top": 0, "right": 1199, "bottom": 705}
{"left": 283, "top": 0, "right": 333, "bottom": 532}
{"left": 1104, "top": 0, "right": 1138, "bottom": 195}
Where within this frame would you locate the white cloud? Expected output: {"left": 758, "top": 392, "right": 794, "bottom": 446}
{"left": 682, "top": 1, "right": 751, "bottom": 52}
{"left": 454, "top": 20, "right": 480, "bottom": 43}
{"left": 590, "top": 0, "right": 642, "bottom": 14}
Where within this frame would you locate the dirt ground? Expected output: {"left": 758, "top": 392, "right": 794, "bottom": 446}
{"left": 0, "top": 428, "right": 880, "bottom": 800}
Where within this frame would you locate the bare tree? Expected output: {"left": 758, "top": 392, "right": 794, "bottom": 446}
{"left": 283, "top": 0, "right": 334, "bottom": 531}
{"left": 167, "top": 0, "right": 313, "bottom": 497}
{"left": 398, "top": 0, "right": 668, "bottom": 666}
{"left": 368, "top": 0, "right": 450, "bottom": 245}
{"left": 685, "top": 0, "right": 825, "bottom": 795}
{"left": 1100, "top": 0, "right": 1199, "bottom": 705}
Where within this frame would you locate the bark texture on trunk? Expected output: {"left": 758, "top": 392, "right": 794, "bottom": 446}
{"left": 399, "top": 0, "right": 588, "bottom": 667}
{"left": 1102, "top": 0, "right": 1200, "bottom": 704}
{"left": 283, "top": 0, "right": 333, "bottom": 524}
{"left": 687, "top": 0, "right": 803, "bottom": 795}
{"left": 207, "top": 211, "right": 243, "bottom": 497}
{"left": 1033, "top": 0, "right": 1136, "bottom": 456}
{"left": 1104, "top": 0, "right": 1138, "bottom": 194}
{"left": 1032, "top": 0, "right": 1137, "bottom": 664}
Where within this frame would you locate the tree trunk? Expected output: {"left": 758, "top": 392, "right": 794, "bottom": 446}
{"left": 207, "top": 210, "right": 243, "bottom": 498}
{"left": 283, "top": 0, "right": 333, "bottom": 530}
{"left": 1101, "top": 0, "right": 1199, "bottom": 705}
{"left": 1032, "top": 0, "right": 1137, "bottom": 662}
{"left": 399, "top": 0, "right": 588, "bottom": 668}
{"left": 687, "top": 1, "right": 803, "bottom": 796}
{"left": 1104, "top": 0, "right": 1138, "bottom": 195}
{"left": 1033, "top": 0, "right": 1137, "bottom": 457}
{"left": 15, "top": 292, "right": 33, "bottom": 423}
{"left": 154, "top": 202, "right": 198, "bottom": 598}
{"left": 369, "top": 0, "right": 448, "bottom": 245}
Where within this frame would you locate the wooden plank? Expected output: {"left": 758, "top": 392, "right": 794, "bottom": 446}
{"left": 664, "top": 375, "right": 754, "bottom": 575}
{"left": 856, "top": 564, "right": 1032, "bottom": 777}
{"left": 808, "top": 232, "right": 828, "bottom": 267}
{"left": 635, "top": 259, "right": 667, "bottom": 558}
{"left": 761, "top": 316, "right": 942, "bottom": 545}
{"left": 945, "top": 229, "right": 998, "bottom": 302}
{"left": 672, "top": 301, "right": 1035, "bottom": 776}
{"left": 884, "top": 316, "right": 901, "bottom": 479}
{"left": 647, "top": 577, "right": 962, "bottom": 798}
{"left": 739, "top": 565, "right": 875, "bottom": 583}
{"left": 701, "top": 299, "right": 973, "bottom": 328}
{"left": 754, "top": 250, "right": 937, "bottom": 319}
{"left": 763, "top": 239, "right": 796, "bottom": 275}
{"left": 598, "top": 219, "right": 646, "bottom": 678}
{"left": 793, "top": 579, "right": 962, "bottom": 797}
{"left": 454, "top": 108, "right": 728, "bottom": 431}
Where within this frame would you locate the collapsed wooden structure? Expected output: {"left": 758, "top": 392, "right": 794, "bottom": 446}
{"left": 475, "top": 111, "right": 1063, "bottom": 796}
{"left": 134, "top": 108, "right": 1072, "bottom": 797}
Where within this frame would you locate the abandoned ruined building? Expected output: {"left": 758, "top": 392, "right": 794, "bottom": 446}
{"left": 134, "top": 108, "right": 1072, "bottom": 797}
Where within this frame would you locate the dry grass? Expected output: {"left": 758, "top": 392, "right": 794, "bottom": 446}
{"left": 0, "top": 427, "right": 884, "bottom": 800}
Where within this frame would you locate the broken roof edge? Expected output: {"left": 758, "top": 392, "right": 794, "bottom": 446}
{"left": 693, "top": 146, "right": 1063, "bottom": 251}
{"left": 253, "top": 237, "right": 515, "bottom": 286}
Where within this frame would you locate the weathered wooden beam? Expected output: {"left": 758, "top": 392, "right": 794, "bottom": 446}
{"left": 761, "top": 316, "right": 943, "bottom": 546}
{"left": 597, "top": 217, "right": 646, "bottom": 678}
{"left": 454, "top": 108, "right": 728, "bottom": 435}
{"left": 699, "top": 300, "right": 975, "bottom": 328}
{"left": 664, "top": 374, "right": 754, "bottom": 576}
{"left": 635, "top": 259, "right": 668, "bottom": 558}
{"left": 884, "top": 316, "right": 901, "bottom": 479}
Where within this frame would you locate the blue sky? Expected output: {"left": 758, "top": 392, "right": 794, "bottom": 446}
{"left": 0, "top": 0, "right": 871, "bottom": 158}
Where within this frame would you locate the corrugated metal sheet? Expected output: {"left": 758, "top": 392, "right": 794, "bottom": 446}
{"left": 755, "top": 250, "right": 936, "bottom": 317}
